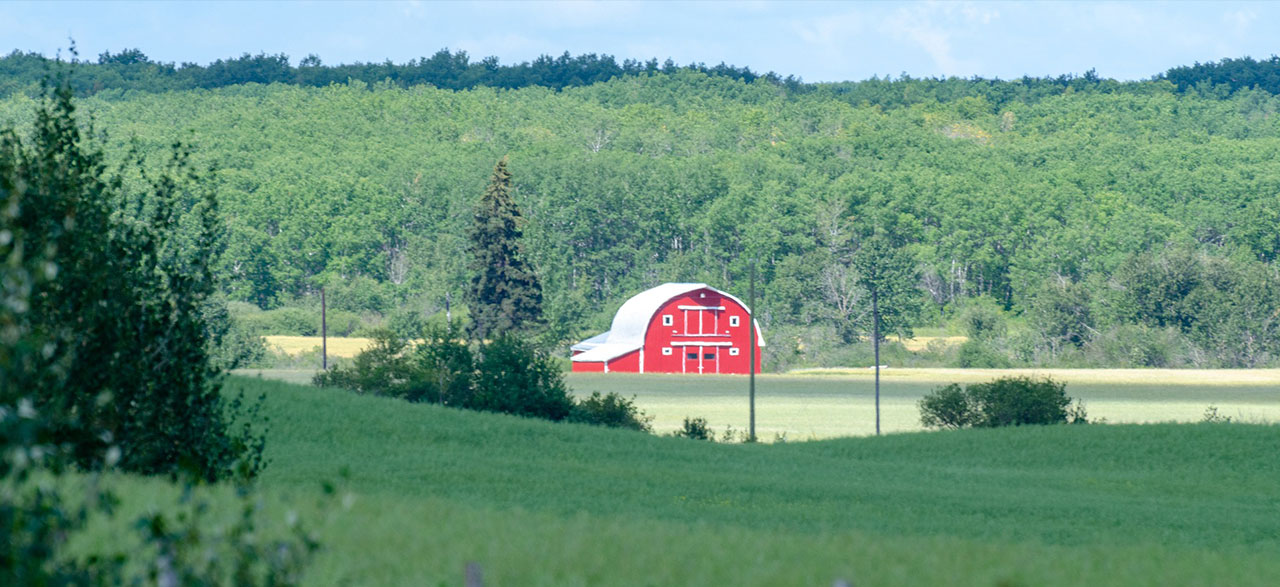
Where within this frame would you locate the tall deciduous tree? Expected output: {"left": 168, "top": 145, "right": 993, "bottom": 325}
{"left": 466, "top": 157, "right": 542, "bottom": 341}
{"left": 852, "top": 231, "right": 921, "bottom": 435}
{"left": 0, "top": 78, "right": 261, "bottom": 481}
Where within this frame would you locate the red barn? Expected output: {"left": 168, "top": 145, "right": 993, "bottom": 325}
{"left": 570, "top": 283, "right": 764, "bottom": 374}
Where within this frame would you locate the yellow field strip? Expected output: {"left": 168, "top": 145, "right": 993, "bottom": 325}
{"left": 266, "top": 334, "right": 970, "bottom": 358}
{"left": 263, "top": 335, "right": 375, "bottom": 358}
{"left": 889, "top": 335, "right": 968, "bottom": 351}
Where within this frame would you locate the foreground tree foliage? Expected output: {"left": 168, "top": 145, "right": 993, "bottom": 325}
{"left": 1, "top": 76, "right": 314, "bottom": 584}
{"left": 0, "top": 80, "right": 261, "bottom": 481}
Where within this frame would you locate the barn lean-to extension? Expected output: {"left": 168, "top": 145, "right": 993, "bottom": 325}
{"left": 570, "top": 283, "right": 764, "bottom": 374}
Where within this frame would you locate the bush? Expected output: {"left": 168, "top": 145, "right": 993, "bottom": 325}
{"left": 324, "top": 309, "right": 364, "bottom": 337}
{"left": 955, "top": 339, "right": 1012, "bottom": 368}
{"left": 237, "top": 306, "right": 318, "bottom": 336}
{"left": 919, "top": 376, "right": 1081, "bottom": 429}
{"left": 317, "top": 330, "right": 654, "bottom": 430}
{"left": 316, "top": 329, "right": 579, "bottom": 422}
{"left": 917, "top": 384, "right": 978, "bottom": 429}
{"left": 674, "top": 417, "right": 713, "bottom": 440}
{"left": 570, "top": 392, "right": 652, "bottom": 432}
{"left": 959, "top": 296, "right": 1008, "bottom": 341}
{"left": 969, "top": 376, "right": 1073, "bottom": 427}
{"left": 471, "top": 335, "right": 573, "bottom": 421}
{"left": 313, "top": 330, "right": 412, "bottom": 396}
{"left": 1084, "top": 324, "right": 1189, "bottom": 368}
{"left": 407, "top": 326, "right": 474, "bottom": 406}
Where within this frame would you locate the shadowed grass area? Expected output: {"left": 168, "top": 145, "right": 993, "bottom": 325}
{"left": 148, "top": 375, "right": 1280, "bottom": 584}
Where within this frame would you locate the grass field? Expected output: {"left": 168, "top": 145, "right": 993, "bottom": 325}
{"left": 237, "top": 367, "right": 1280, "bottom": 438}
{"left": 92, "top": 376, "right": 1280, "bottom": 585}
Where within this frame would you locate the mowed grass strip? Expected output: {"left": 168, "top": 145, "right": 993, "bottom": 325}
{"left": 565, "top": 371, "right": 1280, "bottom": 438}
{"left": 205, "top": 376, "right": 1280, "bottom": 584}
{"left": 238, "top": 368, "right": 1280, "bottom": 437}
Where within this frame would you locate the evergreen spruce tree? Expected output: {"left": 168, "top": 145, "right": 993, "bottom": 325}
{"left": 466, "top": 157, "right": 542, "bottom": 341}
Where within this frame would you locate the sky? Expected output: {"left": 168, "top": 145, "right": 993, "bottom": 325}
{"left": 2, "top": 1, "right": 1277, "bottom": 83}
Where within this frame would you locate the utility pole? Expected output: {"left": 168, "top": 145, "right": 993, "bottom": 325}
{"left": 872, "top": 289, "right": 880, "bottom": 436}
{"left": 321, "top": 287, "right": 328, "bottom": 371}
{"left": 748, "top": 259, "right": 757, "bottom": 442}
{"left": 445, "top": 291, "right": 452, "bottom": 326}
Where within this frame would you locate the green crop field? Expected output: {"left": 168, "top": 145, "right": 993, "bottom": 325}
{"left": 82, "top": 375, "right": 1280, "bottom": 585}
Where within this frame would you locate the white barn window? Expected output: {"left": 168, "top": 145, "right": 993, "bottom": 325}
{"left": 662, "top": 347, "right": 672, "bottom": 356}
{"left": 662, "top": 314, "right": 673, "bottom": 326}
{"left": 729, "top": 316, "right": 740, "bottom": 327}
{"left": 729, "top": 347, "right": 740, "bottom": 356}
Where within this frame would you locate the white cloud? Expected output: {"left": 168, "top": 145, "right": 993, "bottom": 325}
{"left": 402, "top": 0, "right": 426, "bottom": 19}
{"left": 881, "top": 2, "right": 998, "bottom": 76}
{"left": 792, "top": 11, "right": 864, "bottom": 49}
{"left": 526, "top": 1, "right": 644, "bottom": 28}
{"left": 1223, "top": 9, "right": 1256, "bottom": 31}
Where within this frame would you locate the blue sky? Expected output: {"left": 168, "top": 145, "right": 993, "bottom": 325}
{"left": 3, "top": 1, "right": 1277, "bottom": 82}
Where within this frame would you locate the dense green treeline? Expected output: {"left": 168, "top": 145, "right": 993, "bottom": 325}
{"left": 4, "top": 48, "right": 1280, "bottom": 107}
{"left": 3, "top": 68, "right": 1279, "bottom": 367}
{"left": 0, "top": 48, "right": 779, "bottom": 98}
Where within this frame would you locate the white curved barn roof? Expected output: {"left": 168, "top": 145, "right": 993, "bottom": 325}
{"left": 571, "top": 282, "right": 764, "bottom": 363}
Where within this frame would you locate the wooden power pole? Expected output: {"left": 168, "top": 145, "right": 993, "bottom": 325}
{"left": 873, "top": 289, "right": 880, "bottom": 436}
{"left": 749, "top": 259, "right": 757, "bottom": 442}
{"left": 321, "top": 287, "right": 328, "bottom": 371}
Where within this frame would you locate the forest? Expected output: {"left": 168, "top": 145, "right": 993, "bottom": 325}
{"left": 2, "top": 50, "right": 1279, "bottom": 369}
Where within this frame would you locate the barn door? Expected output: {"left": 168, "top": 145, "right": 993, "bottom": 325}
{"left": 683, "top": 346, "right": 703, "bottom": 374}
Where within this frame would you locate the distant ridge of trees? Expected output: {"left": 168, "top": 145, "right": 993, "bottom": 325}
{"left": 2, "top": 47, "right": 1279, "bottom": 104}
{"left": 1161, "top": 55, "right": 1280, "bottom": 96}
{"left": 0, "top": 48, "right": 784, "bottom": 98}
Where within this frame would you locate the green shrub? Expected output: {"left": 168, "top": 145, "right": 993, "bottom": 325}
{"left": 407, "top": 326, "right": 475, "bottom": 406}
{"left": 386, "top": 307, "right": 428, "bottom": 339}
{"left": 969, "top": 377, "right": 1073, "bottom": 427}
{"left": 315, "top": 329, "right": 646, "bottom": 428}
{"left": 471, "top": 335, "right": 573, "bottom": 421}
{"left": 313, "top": 330, "right": 413, "bottom": 396}
{"left": 959, "top": 296, "right": 1008, "bottom": 341}
{"left": 237, "top": 306, "right": 319, "bottom": 336}
{"left": 955, "top": 339, "right": 1012, "bottom": 368}
{"left": 570, "top": 392, "right": 652, "bottom": 432}
{"left": 324, "top": 275, "right": 390, "bottom": 314}
{"left": 675, "top": 417, "right": 713, "bottom": 440}
{"left": 324, "top": 309, "right": 364, "bottom": 337}
{"left": 316, "top": 329, "right": 576, "bottom": 423}
{"left": 1084, "top": 324, "right": 1189, "bottom": 368}
{"left": 1202, "top": 405, "right": 1233, "bottom": 423}
{"left": 919, "top": 376, "right": 1081, "bottom": 429}
{"left": 917, "top": 384, "right": 978, "bottom": 429}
